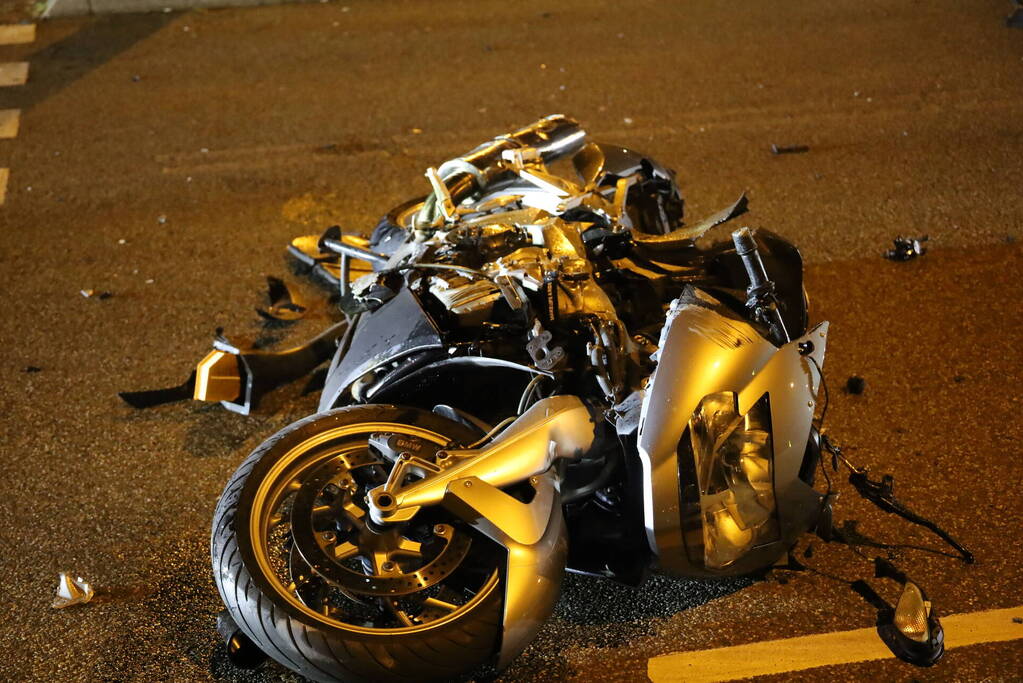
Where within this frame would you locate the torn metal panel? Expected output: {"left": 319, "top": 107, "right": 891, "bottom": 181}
{"left": 633, "top": 193, "right": 748, "bottom": 248}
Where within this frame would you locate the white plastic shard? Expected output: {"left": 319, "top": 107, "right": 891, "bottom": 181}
{"left": 52, "top": 571, "right": 94, "bottom": 608}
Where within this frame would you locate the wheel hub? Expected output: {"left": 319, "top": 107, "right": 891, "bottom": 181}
{"left": 289, "top": 453, "right": 471, "bottom": 597}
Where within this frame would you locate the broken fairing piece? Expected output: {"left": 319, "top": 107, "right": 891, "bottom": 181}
{"left": 256, "top": 276, "right": 307, "bottom": 322}
{"left": 770, "top": 144, "right": 810, "bottom": 155}
{"left": 884, "top": 235, "right": 929, "bottom": 261}
{"left": 52, "top": 572, "right": 94, "bottom": 608}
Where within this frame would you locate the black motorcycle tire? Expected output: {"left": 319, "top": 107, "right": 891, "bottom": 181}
{"left": 211, "top": 405, "right": 503, "bottom": 683}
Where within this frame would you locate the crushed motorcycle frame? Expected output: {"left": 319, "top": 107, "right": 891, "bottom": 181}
{"left": 122, "top": 115, "right": 970, "bottom": 682}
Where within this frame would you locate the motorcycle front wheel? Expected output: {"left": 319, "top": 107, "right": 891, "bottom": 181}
{"left": 211, "top": 405, "right": 504, "bottom": 683}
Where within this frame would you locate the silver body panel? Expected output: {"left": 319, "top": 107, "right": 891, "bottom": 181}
{"left": 638, "top": 297, "right": 828, "bottom": 575}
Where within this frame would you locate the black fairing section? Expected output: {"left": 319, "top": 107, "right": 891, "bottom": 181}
{"left": 370, "top": 197, "right": 423, "bottom": 259}
{"left": 318, "top": 288, "right": 444, "bottom": 411}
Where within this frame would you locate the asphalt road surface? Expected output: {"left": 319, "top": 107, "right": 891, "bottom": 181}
{"left": 1, "top": 1, "right": 1022, "bottom": 681}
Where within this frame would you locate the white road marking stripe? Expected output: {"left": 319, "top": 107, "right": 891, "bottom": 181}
{"left": 0, "top": 62, "right": 29, "bottom": 87}
{"left": 0, "top": 109, "right": 20, "bottom": 138}
{"left": 0, "top": 24, "right": 35, "bottom": 45}
{"left": 647, "top": 605, "right": 1023, "bottom": 683}
{"left": 0, "top": 168, "right": 9, "bottom": 206}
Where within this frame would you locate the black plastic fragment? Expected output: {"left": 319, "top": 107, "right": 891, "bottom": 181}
{"left": 771, "top": 144, "right": 810, "bottom": 155}
{"left": 884, "top": 235, "right": 928, "bottom": 261}
{"left": 23, "top": 365, "right": 42, "bottom": 373}
{"left": 845, "top": 375, "right": 866, "bottom": 394}
{"left": 119, "top": 370, "right": 197, "bottom": 408}
{"left": 256, "top": 276, "right": 306, "bottom": 322}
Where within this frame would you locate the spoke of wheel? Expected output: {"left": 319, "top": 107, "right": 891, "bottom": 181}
{"left": 386, "top": 599, "right": 414, "bottom": 627}
{"left": 423, "top": 596, "right": 459, "bottom": 613}
{"left": 396, "top": 537, "right": 423, "bottom": 558}
{"left": 333, "top": 541, "right": 360, "bottom": 561}
{"left": 372, "top": 551, "right": 391, "bottom": 574}
{"left": 342, "top": 499, "right": 365, "bottom": 521}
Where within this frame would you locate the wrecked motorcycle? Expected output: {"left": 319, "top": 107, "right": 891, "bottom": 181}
{"left": 119, "top": 116, "right": 959, "bottom": 681}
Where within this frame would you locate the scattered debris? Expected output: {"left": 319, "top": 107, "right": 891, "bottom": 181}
{"left": 1013, "top": 617, "right": 1023, "bottom": 624}
{"left": 157, "top": 214, "right": 167, "bottom": 225}
{"left": 23, "top": 365, "right": 42, "bottom": 373}
{"left": 52, "top": 572, "right": 94, "bottom": 608}
{"left": 953, "top": 375, "right": 966, "bottom": 383}
{"left": 257, "top": 276, "right": 307, "bottom": 323}
{"left": 131, "top": 74, "right": 141, "bottom": 82}
{"left": 80, "top": 289, "right": 113, "bottom": 299}
{"left": 884, "top": 235, "right": 928, "bottom": 261}
{"left": 771, "top": 143, "right": 810, "bottom": 155}
{"left": 845, "top": 375, "right": 866, "bottom": 395}
{"left": 623, "top": 117, "right": 634, "bottom": 125}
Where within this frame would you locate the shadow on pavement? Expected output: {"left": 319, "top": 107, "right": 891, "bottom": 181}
{"left": 13, "top": 12, "right": 176, "bottom": 112}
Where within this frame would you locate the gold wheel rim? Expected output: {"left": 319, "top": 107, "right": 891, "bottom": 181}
{"left": 247, "top": 422, "right": 500, "bottom": 634}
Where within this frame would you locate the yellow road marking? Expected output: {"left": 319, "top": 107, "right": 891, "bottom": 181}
{"left": 0, "top": 109, "right": 20, "bottom": 138}
{"left": 0, "top": 168, "right": 9, "bottom": 206}
{"left": 647, "top": 605, "right": 1023, "bottom": 683}
{"left": 0, "top": 62, "right": 29, "bottom": 87}
{"left": 0, "top": 24, "right": 35, "bottom": 45}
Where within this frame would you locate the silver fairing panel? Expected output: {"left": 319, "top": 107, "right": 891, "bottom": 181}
{"left": 637, "top": 294, "right": 828, "bottom": 576}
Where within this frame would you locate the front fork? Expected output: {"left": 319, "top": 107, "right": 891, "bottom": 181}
{"left": 364, "top": 395, "right": 595, "bottom": 667}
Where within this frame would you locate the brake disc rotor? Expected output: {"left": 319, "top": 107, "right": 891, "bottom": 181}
{"left": 289, "top": 453, "right": 471, "bottom": 597}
